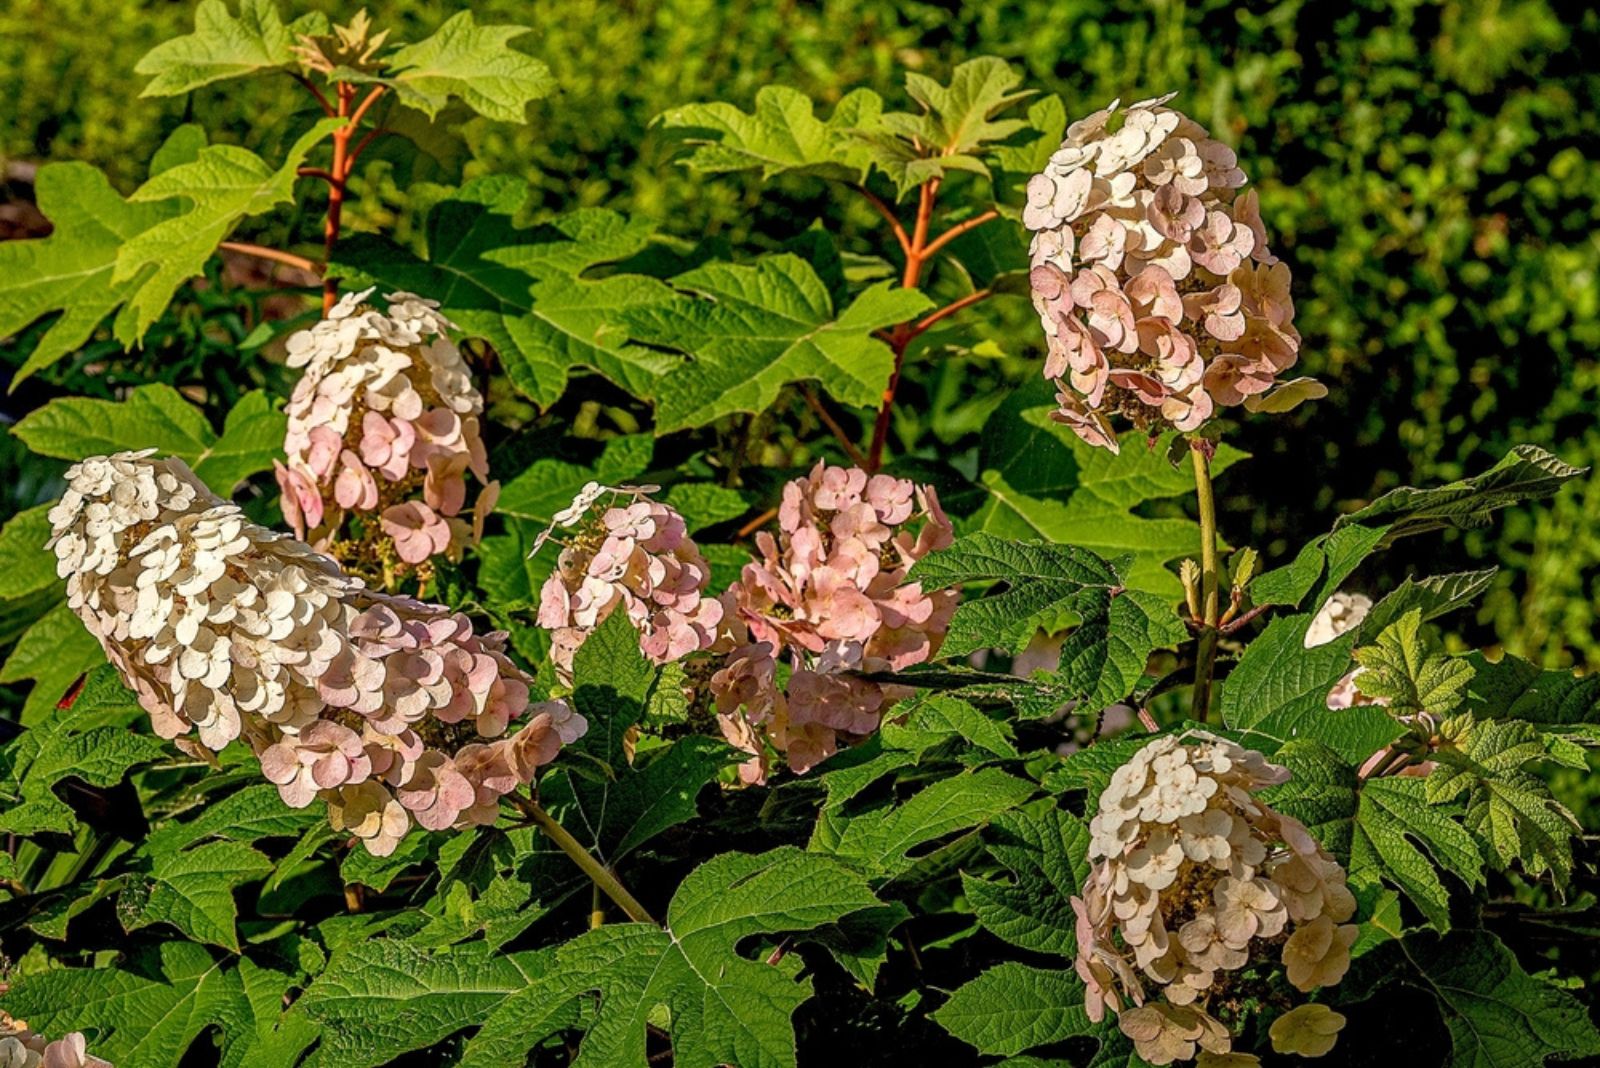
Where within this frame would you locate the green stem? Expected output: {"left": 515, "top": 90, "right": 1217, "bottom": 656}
{"left": 1191, "top": 439, "right": 1221, "bottom": 723}
{"left": 522, "top": 795, "right": 657, "bottom": 926}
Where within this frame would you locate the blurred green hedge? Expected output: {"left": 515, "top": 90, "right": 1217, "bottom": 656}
{"left": 3, "top": 0, "right": 1597, "bottom": 665}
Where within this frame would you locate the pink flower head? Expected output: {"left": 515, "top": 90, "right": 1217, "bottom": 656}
{"left": 381, "top": 501, "right": 452, "bottom": 564}
{"left": 1024, "top": 96, "right": 1316, "bottom": 444}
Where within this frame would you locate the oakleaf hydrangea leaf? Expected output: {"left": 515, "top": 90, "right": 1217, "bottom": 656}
{"left": 372, "top": 12, "right": 554, "bottom": 122}
{"left": 13, "top": 384, "right": 287, "bottom": 495}
{"left": 113, "top": 119, "right": 338, "bottom": 339}
{"left": 1353, "top": 609, "right": 1474, "bottom": 718}
{"left": 134, "top": 0, "right": 327, "bottom": 96}
{"left": 634, "top": 255, "right": 933, "bottom": 432}
{"left": 0, "top": 504, "right": 60, "bottom": 600}
{"left": 1427, "top": 715, "right": 1580, "bottom": 884}
{"left": 0, "top": 711, "right": 169, "bottom": 836}
{"left": 0, "top": 942, "right": 253, "bottom": 1067}
{"left": 1333, "top": 444, "right": 1585, "bottom": 542}
{"left": 1348, "top": 776, "right": 1483, "bottom": 931}
{"left": 910, "top": 533, "right": 1187, "bottom": 714}
{"left": 1372, "top": 930, "right": 1600, "bottom": 1068}
{"left": 961, "top": 805, "right": 1089, "bottom": 956}
{"left": 0, "top": 602, "right": 103, "bottom": 724}
{"left": 0, "top": 163, "right": 179, "bottom": 385}
{"left": 120, "top": 840, "right": 273, "bottom": 951}
{"left": 932, "top": 963, "right": 1092, "bottom": 1057}
{"left": 656, "top": 86, "right": 885, "bottom": 181}
{"left": 1463, "top": 649, "right": 1600, "bottom": 726}
{"left": 331, "top": 179, "right": 679, "bottom": 408}
{"left": 458, "top": 847, "right": 885, "bottom": 1068}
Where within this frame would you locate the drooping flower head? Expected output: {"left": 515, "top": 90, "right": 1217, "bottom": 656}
{"left": 47, "top": 451, "right": 584, "bottom": 856}
{"left": 274, "top": 288, "right": 498, "bottom": 578}
{"left": 711, "top": 463, "right": 957, "bottom": 781}
{"left": 1074, "top": 732, "right": 1357, "bottom": 1065}
{"left": 1025, "top": 94, "right": 1321, "bottom": 452}
{"left": 534, "top": 482, "right": 724, "bottom": 682}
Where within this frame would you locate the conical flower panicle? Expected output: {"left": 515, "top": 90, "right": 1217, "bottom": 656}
{"left": 711, "top": 462, "right": 957, "bottom": 781}
{"left": 47, "top": 451, "right": 584, "bottom": 856}
{"left": 274, "top": 288, "right": 499, "bottom": 579}
{"left": 1075, "top": 733, "right": 1356, "bottom": 1065}
{"left": 1025, "top": 94, "right": 1318, "bottom": 452}
{"left": 534, "top": 482, "right": 724, "bottom": 682}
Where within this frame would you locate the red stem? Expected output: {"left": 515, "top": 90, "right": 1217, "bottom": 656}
{"left": 218, "top": 241, "right": 320, "bottom": 274}
{"left": 920, "top": 209, "right": 999, "bottom": 261}
{"left": 321, "top": 83, "right": 357, "bottom": 313}
{"left": 293, "top": 72, "right": 336, "bottom": 117}
{"left": 802, "top": 386, "right": 868, "bottom": 467}
{"left": 908, "top": 288, "right": 991, "bottom": 340}
{"left": 855, "top": 185, "right": 912, "bottom": 258}
{"left": 866, "top": 180, "right": 940, "bottom": 470}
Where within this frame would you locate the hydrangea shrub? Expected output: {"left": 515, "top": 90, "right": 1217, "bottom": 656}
{"left": 0, "top": 8, "right": 1596, "bottom": 1068}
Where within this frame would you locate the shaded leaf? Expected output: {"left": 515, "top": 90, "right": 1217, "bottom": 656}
{"left": 932, "top": 963, "right": 1092, "bottom": 1057}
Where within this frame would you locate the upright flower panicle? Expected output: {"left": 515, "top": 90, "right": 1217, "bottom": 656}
{"left": 274, "top": 288, "right": 498, "bottom": 576}
{"left": 534, "top": 482, "right": 724, "bottom": 681}
{"left": 1024, "top": 94, "right": 1320, "bottom": 452}
{"left": 47, "top": 451, "right": 584, "bottom": 856}
{"left": 711, "top": 463, "right": 957, "bottom": 781}
{"left": 1074, "top": 733, "right": 1356, "bottom": 1065}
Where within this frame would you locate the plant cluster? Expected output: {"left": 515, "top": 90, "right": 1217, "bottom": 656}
{"left": 0, "top": 6, "right": 1597, "bottom": 1068}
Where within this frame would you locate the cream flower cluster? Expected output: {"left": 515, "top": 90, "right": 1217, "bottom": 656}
{"left": 1073, "top": 734, "right": 1357, "bottom": 1065}
{"left": 274, "top": 288, "right": 498, "bottom": 568}
{"left": 0, "top": 1010, "right": 109, "bottom": 1068}
{"left": 1024, "top": 94, "right": 1313, "bottom": 453}
{"left": 1304, "top": 591, "right": 1383, "bottom": 711}
{"left": 47, "top": 452, "right": 584, "bottom": 856}
{"left": 710, "top": 463, "right": 957, "bottom": 781}
{"left": 535, "top": 483, "right": 724, "bottom": 681}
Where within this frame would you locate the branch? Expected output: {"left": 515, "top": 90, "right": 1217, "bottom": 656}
{"left": 347, "top": 84, "right": 387, "bottom": 130}
{"left": 853, "top": 184, "right": 911, "bottom": 258}
{"left": 920, "top": 209, "right": 999, "bottom": 261}
{"left": 345, "top": 126, "right": 386, "bottom": 171}
{"left": 292, "top": 71, "right": 336, "bottom": 117}
{"left": 1219, "top": 603, "right": 1271, "bottom": 635}
{"left": 737, "top": 506, "right": 779, "bottom": 539}
{"left": 802, "top": 386, "right": 868, "bottom": 467}
{"left": 907, "top": 288, "right": 992, "bottom": 340}
{"left": 218, "top": 241, "right": 320, "bottom": 274}
{"left": 297, "top": 167, "right": 341, "bottom": 185}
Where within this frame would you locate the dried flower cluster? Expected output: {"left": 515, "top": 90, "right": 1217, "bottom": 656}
{"left": 0, "top": 1011, "right": 109, "bottom": 1068}
{"left": 1073, "top": 733, "right": 1356, "bottom": 1065}
{"left": 274, "top": 288, "right": 498, "bottom": 576}
{"left": 535, "top": 482, "right": 723, "bottom": 682}
{"left": 1024, "top": 94, "right": 1320, "bottom": 452}
{"left": 47, "top": 452, "right": 583, "bottom": 856}
{"left": 710, "top": 463, "right": 957, "bottom": 781}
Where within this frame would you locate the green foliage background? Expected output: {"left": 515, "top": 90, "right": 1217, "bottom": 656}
{"left": 4, "top": 0, "right": 1597, "bottom": 670}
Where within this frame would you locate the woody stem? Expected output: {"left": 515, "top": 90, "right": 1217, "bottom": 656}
{"left": 520, "top": 794, "right": 657, "bottom": 925}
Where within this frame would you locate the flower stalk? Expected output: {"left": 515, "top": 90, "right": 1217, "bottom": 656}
{"left": 1191, "top": 438, "right": 1221, "bottom": 722}
{"left": 519, "top": 795, "right": 657, "bottom": 925}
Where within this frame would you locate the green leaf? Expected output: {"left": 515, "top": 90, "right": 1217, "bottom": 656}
{"left": 122, "top": 841, "right": 272, "bottom": 951}
{"left": 1220, "top": 612, "right": 1404, "bottom": 762}
{"left": 911, "top": 533, "right": 1186, "bottom": 713}
{"left": 0, "top": 718, "right": 170, "bottom": 836}
{"left": 813, "top": 767, "right": 1036, "bottom": 880}
{"left": 1463, "top": 650, "right": 1600, "bottom": 726}
{"left": 1353, "top": 609, "right": 1474, "bottom": 718}
{"left": 879, "top": 693, "right": 1020, "bottom": 762}
{"left": 855, "top": 58, "right": 1032, "bottom": 198}
{"left": 331, "top": 180, "right": 679, "bottom": 408}
{"left": 656, "top": 86, "right": 884, "bottom": 181}
{"left": 0, "top": 601, "right": 101, "bottom": 724}
{"left": 14, "top": 384, "right": 285, "bottom": 495}
{"left": 113, "top": 120, "right": 338, "bottom": 339}
{"left": 460, "top": 847, "right": 884, "bottom": 1068}
{"left": 1382, "top": 930, "right": 1600, "bottom": 1068}
{"left": 0, "top": 942, "right": 251, "bottom": 1068}
{"left": 377, "top": 12, "right": 554, "bottom": 122}
{"left": 297, "top": 939, "right": 550, "bottom": 1068}
{"left": 962, "top": 805, "right": 1089, "bottom": 956}
{"left": 932, "top": 963, "right": 1092, "bottom": 1057}
{"left": 1349, "top": 776, "right": 1483, "bottom": 931}
{"left": 0, "top": 163, "right": 179, "bottom": 385}
{"left": 569, "top": 609, "right": 655, "bottom": 770}
{"left": 1355, "top": 568, "right": 1497, "bottom": 640}
{"left": 1427, "top": 716, "right": 1579, "bottom": 884}
{"left": 0, "top": 504, "right": 60, "bottom": 600}
{"left": 496, "top": 434, "right": 655, "bottom": 528}
{"left": 147, "top": 782, "right": 321, "bottom": 853}
{"left": 662, "top": 482, "right": 750, "bottom": 533}
{"left": 134, "top": 0, "right": 325, "bottom": 96}
{"left": 1258, "top": 740, "right": 1359, "bottom": 859}
{"left": 635, "top": 255, "right": 932, "bottom": 432}
{"left": 968, "top": 382, "right": 1246, "bottom": 598}
{"left": 1334, "top": 444, "right": 1585, "bottom": 542}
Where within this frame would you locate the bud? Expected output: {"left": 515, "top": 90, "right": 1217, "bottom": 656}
{"left": 47, "top": 451, "right": 583, "bottom": 856}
